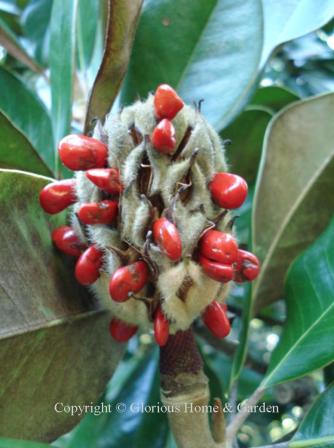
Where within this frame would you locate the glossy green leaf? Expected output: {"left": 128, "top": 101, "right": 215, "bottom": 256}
{"left": 251, "top": 86, "right": 299, "bottom": 113}
{"left": 50, "top": 0, "right": 77, "bottom": 174}
{"left": 0, "top": 169, "right": 124, "bottom": 441}
{"left": 76, "top": 0, "right": 99, "bottom": 71}
{"left": 223, "top": 108, "right": 272, "bottom": 184}
{"left": 121, "top": 0, "right": 263, "bottom": 130}
{"left": 289, "top": 383, "right": 334, "bottom": 448}
{"left": 0, "top": 67, "right": 54, "bottom": 172}
{"left": 0, "top": 439, "right": 50, "bottom": 448}
{"left": 84, "top": 0, "right": 143, "bottom": 133}
{"left": 56, "top": 346, "right": 169, "bottom": 448}
{"left": 0, "top": 16, "right": 42, "bottom": 72}
{"left": 261, "top": 0, "right": 334, "bottom": 65}
{"left": 252, "top": 93, "right": 334, "bottom": 310}
{"left": 0, "top": 111, "right": 51, "bottom": 176}
{"left": 262, "top": 218, "right": 334, "bottom": 387}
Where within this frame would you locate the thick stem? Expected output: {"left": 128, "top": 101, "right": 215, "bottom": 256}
{"left": 160, "top": 330, "right": 226, "bottom": 448}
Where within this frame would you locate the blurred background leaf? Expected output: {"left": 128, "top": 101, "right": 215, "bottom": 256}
{"left": 260, "top": 0, "right": 334, "bottom": 65}
{"left": 49, "top": 0, "right": 77, "bottom": 176}
{"left": 223, "top": 108, "right": 272, "bottom": 185}
{"left": 0, "top": 15, "right": 42, "bottom": 72}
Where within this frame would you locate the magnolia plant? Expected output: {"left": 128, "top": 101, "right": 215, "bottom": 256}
{"left": 1, "top": 1, "right": 334, "bottom": 448}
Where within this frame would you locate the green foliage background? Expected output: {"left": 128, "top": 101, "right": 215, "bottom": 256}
{"left": 0, "top": 1, "right": 334, "bottom": 447}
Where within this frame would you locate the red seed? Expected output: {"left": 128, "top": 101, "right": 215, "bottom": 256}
{"left": 109, "top": 261, "right": 149, "bottom": 302}
{"left": 152, "top": 217, "right": 182, "bottom": 262}
{"left": 199, "top": 230, "right": 238, "bottom": 264}
{"left": 78, "top": 200, "right": 118, "bottom": 225}
{"left": 39, "top": 179, "right": 76, "bottom": 214}
{"left": 209, "top": 173, "right": 248, "bottom": 209}
{"left": 199, "top": 255, "right": 233, "bottom": 283}
{"left": 151, "top": 119, "right": 176, "bottom": 154}
{"left": 109, "top": 318, "right": 138, "bottom": 342}
{"left": 154, "top": 306, "right": 169, "bottom": 346}
{"left": 58, "top": 134, "right": 107, "bottom": 171}
{"left": 86, "top": 168, "right": 123, "bottom": 194}
{"left": 51, "top": 226, "right": 86, "bottom": 257}
{"left": 154, "top": 84, "right": 184, "bottom": 120}
{"left": 234, "top": 249, "right": 260, "bottom": 283}
{"left": 75, "top": 245, "right": 103, "bottom": 285}
{"left": 202, "top": 300, "right": 231, "bottom": 338}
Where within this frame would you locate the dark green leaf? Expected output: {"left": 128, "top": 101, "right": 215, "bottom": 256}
{"left": 0, "top": 67, "right": 54, "bottom": 172}
{"left": 324, "top": 362, "right": 334, "bottom": 387}
{"left": 121, "top": 0, "right": 263, "bottom": 130}
{"left": 251, "top": 86, "right": 299, "bottom": 113}
{"left": 289, "top": 383, "right": 334, "bottom": 448}
{"left": 50, "top": 0, "right": 77, "bottom": 174}
{"left": 0, "top": 169, "right": 124, "bottom": 441}
{"left": 252, "top": 93, "right": 334, "bottom": 310}
{"left": 57, "top": 346, "right": 169, "bottom": 448}
{"left": 261, "top": 0, "right": 334, "bottom": 64}
{"left": 0, "top": 111, "right": 52, "bottom": 175}
{"left": 84, "top": 0, "right": 143, "bottom": 133}
{"left": 0, "top": 439, "right": 50, "bottom": 448}
{"left": 76, "top": 0, "right": 99, "bottom": 71}
{"left": 235, "top": 186, "right": 254, "bottom": 246}
{"left": 262, "top": 217, "right": 334, "bottom": 387}
{"left": 223, "top": 108, "right": 272, "bottom": 184}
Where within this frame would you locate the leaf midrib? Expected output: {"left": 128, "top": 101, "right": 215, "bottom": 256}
{"left": 290, "top": 435, "right": 334, "bottom": 448}
{"left": 262, "top": 288, "right": 334, "bottom": 388}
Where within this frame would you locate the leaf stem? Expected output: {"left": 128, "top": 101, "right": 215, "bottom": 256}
{"left": 225, "top": 386, "right": 265, "bottom": 445}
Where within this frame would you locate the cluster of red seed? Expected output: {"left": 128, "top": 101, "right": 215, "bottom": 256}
{"left": 39, "top": 84, "right": 260, "bottom": 346}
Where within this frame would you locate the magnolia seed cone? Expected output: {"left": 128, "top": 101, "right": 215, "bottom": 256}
{"left": 72, "top": 94, "right": 233, "bottom": 334}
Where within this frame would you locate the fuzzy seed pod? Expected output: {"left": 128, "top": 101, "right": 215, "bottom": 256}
{"left": 44, "top": 86, "right": 260, "bottom": 341}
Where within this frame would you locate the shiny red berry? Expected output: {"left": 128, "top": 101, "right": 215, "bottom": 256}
{"left": 234, "top": 249, "right": 260, "bottom": 282}
{"left": 209, "top": 173, "right": 248, "bottom": 209}
{"left": 109, "top": 318, "right": 138, "bottom": 342}
{"left": 152, "top": 217, "right": 182, "bottom": 262}
{"left": 58, "top": 134, "right": 107, "bottom": 171}
{"left": 51, "top": 226, "right": 86, "bottom": 257}
{"left": 199, "top": 255, "right": 233, "bottom": 283}
{"left": 78, "top": 200, "right": 118, "bottom": 225}
{"left": 86, "top": 168, "right": 123, "bottom": 194}
{"left": 151, "top": 119, "right": 176, "bottom": 154}
{"left": 39, "top": 179, "right": 76, "bottom": 214}
{"left": 202, "top": 301, "right": 231, "bottom": 338}
{"left": 75, "top": 245, "right": 103, "bottom": 285}
{"left": 154, "top": 306, "right": 169, "bottom": 346}
{"left": 199, "top": 230, "right": 238, "bottom": 264}
{"left": 154, "top": 84, "right": 184, "bottom": 120}
{"left": 109, "top": 261, "right": 149, "bottom": 302}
